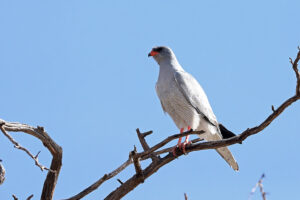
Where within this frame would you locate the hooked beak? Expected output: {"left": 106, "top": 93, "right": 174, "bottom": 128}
{"left": 148, "top": 50, "right": 159, "bottom": 57}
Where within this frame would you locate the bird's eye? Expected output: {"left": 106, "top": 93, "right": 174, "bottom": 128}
{"left": 154, "top": 47, "right": 163, "bottom": 52}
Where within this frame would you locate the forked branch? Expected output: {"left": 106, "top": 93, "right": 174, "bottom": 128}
{"left": 0, "top": 120, "right": 62, "bottom": 200}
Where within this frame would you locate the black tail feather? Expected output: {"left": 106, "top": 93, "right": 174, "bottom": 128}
{"left": 219, "top": 124, "right": 236, "bottom": 139}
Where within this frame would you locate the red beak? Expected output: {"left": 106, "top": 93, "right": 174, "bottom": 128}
{"left": 148, "top": 51, "right": 159, "bottom": 57}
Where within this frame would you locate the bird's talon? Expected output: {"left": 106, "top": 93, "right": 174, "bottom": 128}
{"left": 172, "top": 146, "right": 178, "bottom": 157}
{"left": 181, "top": 142, "right": 191, "bottom": 155}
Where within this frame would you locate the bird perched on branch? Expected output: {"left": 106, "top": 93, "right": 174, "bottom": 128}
{"left": 148, "top": 46, "right": 238, "bottom": 171}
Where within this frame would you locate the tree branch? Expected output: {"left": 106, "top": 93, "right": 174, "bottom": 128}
{"left": 0, "top": 120, "right": 62, "bottom": 200}
{"left": 0, "top": 126, "right": 52, "bottom": 172}
{"left": 64, "top": 159, "right": 132, "bottom": 200}
{"left": 130, "top": 146, "right": 144, "bottom": 180}
{"left": 184, "top": 193, "right": 188, "bottom": 200}
{"left": 0, "top": 160, "right": 5, "bottom": 185}
{"left": 136, "top": 129, "right": 159, "bottom": 162}
{"left": 249, "top": 174, "right": 267, "bottom": 200}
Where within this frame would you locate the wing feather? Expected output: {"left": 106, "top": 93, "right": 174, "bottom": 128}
{"left": 173, "top": 71, "right": 218, "bottom": 127}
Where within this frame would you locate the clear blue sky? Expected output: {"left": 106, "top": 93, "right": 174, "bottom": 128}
{"left": 1, "top": 1, "right": 300, "bottom": 199}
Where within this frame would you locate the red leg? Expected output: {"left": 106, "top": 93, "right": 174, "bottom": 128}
{"left": 181, "top": 126, "right": 192, "bottom": 154}
{"left": 172, "top": 128, "right": 184, "bottom": 156}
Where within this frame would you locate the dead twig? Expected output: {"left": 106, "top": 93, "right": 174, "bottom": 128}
{"left": 0, "top": 160, "right": 5, "bottom": 185}
{"left": 136, "top": 129, "right": 159, "bottom": 162}
{"left": 26, "top": 194, "right": 34, "bottom": 200}
{"left": 130, "top": 146, "right": 144, "bottom": 181}
{"left": 249, "top": 174, "right": 267, "bottom": 200}
{"left": 0, "top": 125, "right": 52, "bottom": 172}
{"left": 64, "top": 159, "right": 131, "bottom": 200}
{"left": 184, "top": 193, "right": 188, "bottom": 200}
{"left": 0, "top": 119, "right": 62, "bottom": 200}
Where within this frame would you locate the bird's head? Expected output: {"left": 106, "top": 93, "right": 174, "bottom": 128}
{"left": 148, "top": 46, "right": 176, "bottom": 64}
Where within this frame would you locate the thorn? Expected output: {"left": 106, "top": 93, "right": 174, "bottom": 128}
{"left": 26, "top": 194, "right": 34, "bottom": 200}
{"left": 35, "top": 151, "right": 41, "bottom": 159}
{"left": 142, "top": 130, "right": 153, "bottom": 138}
{"left": 271, "top": 105, "right": 275, "bottom": 112}
{"left": 117, "top": 179, "right": 123, "bottom": 185}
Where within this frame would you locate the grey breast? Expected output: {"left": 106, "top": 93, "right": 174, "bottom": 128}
{"left": 156, "top": 72, "right": 198, "bottom": 129}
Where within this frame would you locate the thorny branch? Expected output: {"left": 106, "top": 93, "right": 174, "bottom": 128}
{"left": 65, "top": 47, "right": 300, "bottom": 200}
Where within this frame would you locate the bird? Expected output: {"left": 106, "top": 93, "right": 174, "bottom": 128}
{"left": 148, "top": 46, "right": 239, "bottom": 171}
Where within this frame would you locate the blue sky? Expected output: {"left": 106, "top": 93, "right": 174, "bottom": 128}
{"left": 0, "top": 0, "right": 300, "bottom": 199}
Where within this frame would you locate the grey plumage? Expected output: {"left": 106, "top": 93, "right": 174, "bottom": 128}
{"left": 150, "top": 46, "right": 238, "bottom": 171}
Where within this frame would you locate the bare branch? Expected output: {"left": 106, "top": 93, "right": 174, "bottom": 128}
{"left": 149, "top": 137, "right": 204, "bottom": 157}
{"left": 136, "top": 129, "right": 159, "bottom": 162}
{"left": 0, "top": 160, "right": 5, "bottom": 185}
{"left": 26, "top": 194, "right": 34, "bottom": 200}
{"left": 0, "top": 119, "right": 62, "bottom": 200}
{"left": 130, "top": 146, "right": 144, "bottom": 181}
{"left": 65, "top": 129, "right": 204, "bottom": 200}
{"left": 0, "top": 125, "right": 52, "bottom": 172}
{"left": 184, "top": 193, "right": 188, "bottom": 200}
{"left": 137, "top": 130, "right": 205, "bottom": 159}
{"left": 64, "top": 159, "right": 131, "bottom": 200}
{"left": 249, "top": 174, "right": 267, "bottom": 200}
{"left": 141, "top": 130, "right": 153, "bottom": 138}
{"left": 11, "top": 194, "right": 33, "bottom": 200}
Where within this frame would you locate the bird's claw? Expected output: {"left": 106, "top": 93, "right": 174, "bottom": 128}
{"left": 179, "top": 141, "right": 191, "bottom": 155}
{"left": 172, "top": 146, "right": 179, "bottom": 157}
{"left": 172, "top": 141, "right": 191, "bottom": 157}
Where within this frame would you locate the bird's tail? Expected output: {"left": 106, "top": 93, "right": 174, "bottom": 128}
{"left": 200, "top": 126, "right": 239, "bottom": 171}
{"left": 216, "top": 147, "right": 239, "bottom": 171}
